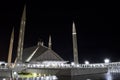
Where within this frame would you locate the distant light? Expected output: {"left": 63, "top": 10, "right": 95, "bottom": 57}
{"left": 104, "top": 58, "right": 110, "bottom": 63}
{"left": 71, "top": 62, "right": 75, "bottom": 66}
{"left": 76, "top": 64, "right": 79, "bottom": 67}
{"left": 85, "top": 61, "right": 89, "bottom": 64}
{"left": 86, "top": 79, "right": 91, "bottom": 80}
{"left": 13, "top": 72, "right": 17, "bottom": 75}
{"left": 17, "top": 64, "right": 20, "bottom": 66}
{"left": 52, "top": 75, "right": 58, "bottom": 79}
{"left": 0, "top": 61, "right": 5, "bottom": 65}
{"left": 61, "top": 63, "right": 64, "bottom": 66}
{"left": 46, "top": 76, "right": 50, "bottom": 80}
{"left": 3, "top": 78, "right": 6, "bottom": 80}
{"left": 33, "top": 64, "right": 36, "bottom": 67}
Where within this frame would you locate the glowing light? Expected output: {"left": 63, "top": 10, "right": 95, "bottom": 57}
{"left": 85, "top": 61, "right": 89, "bottom": 64}
{"left": 104, "top": 58, "right": 110, "bottom": 63}
{"left": 76, "top": 64, "right": 79, "bottom": 67}
{"left": 32, "top": 73, "right": 37, "bottom": 77}
{"left": 86, "top": 79, "right": 91, "bottom": 80}
{"left": 61, "top": 63, "right": 64, "bottom": 67}
{"left": 38, "top": 73, "right": 41, "bottom": 77}
{"left": 71, "top": 62, "right": 75, "bottom": 66}
{"left": 46, "top": 76, "right": 50, "bottom": 80}
{"left": 106, "top": 72, "right": 112, "bottom": 80}
{"left": 3, "top": 78, "right": 6, "bottom": 80}
{"left": 52, "top": 75, "right": 58, "bottom": 79}
{"left": 17, "top": 64, "right": 20, "bottom": 66}
{"left": 13, "top": 72, "right": 17, "bottom": 75}
{"left": 44, "top": 74, "right": 46, "bottom": 76}
{"left": 33, "top": 64, "right": 36, "bottom": 67}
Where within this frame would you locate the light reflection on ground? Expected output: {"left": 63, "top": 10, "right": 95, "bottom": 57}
{"left": 105, "top": 72, "right": 112, "bottom": 80}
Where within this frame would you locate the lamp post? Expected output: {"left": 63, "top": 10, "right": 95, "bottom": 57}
{"left": 85, "top": 61, "right": 89, "bottom": 65}
{"left": 104, "top": 58, "right": 110, "bottom": 64}
{"left": 104, "top": 58, "right": 110, "bottom": 68}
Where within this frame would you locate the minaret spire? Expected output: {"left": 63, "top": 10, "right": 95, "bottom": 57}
{"left": 48, "top": 35, "right": 52, "bottom": 49}
{"left": 72, "top": 21, "right": 79, "bottom": 64}
{"left": 7, "top": 28, "right": 14, "bottom": 67}
{"left": 17, "top": 5, "right": 26, "bottom": 62}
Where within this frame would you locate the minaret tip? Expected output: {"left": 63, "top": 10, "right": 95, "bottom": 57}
{"left": 72, "top": 22, "right": 76, "bottom": 35}
{"left": 48, "top": 35, "right": 52, "bottom": 49}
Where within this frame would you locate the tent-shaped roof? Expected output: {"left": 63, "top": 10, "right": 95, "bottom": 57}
{"left": 22, "top": 43, "right": 64, "bottom": 63}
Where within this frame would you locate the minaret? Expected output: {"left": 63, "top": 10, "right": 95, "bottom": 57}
{"left": 7, "top": 28, "right": 14, "bottom": 67}
{"left": 48, "top": 35, "right": 52, "bottom": 49}
{"left": 72, "top": 22, "right": 79, "bottom": 64}
{"left": 17, "top": 5, "right": 26, "bottom": 62}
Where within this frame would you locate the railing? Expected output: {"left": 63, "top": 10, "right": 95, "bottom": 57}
{"left": 1, "top": 62, "right": 120, "bottom": 70}
{"left": 13, "top": 63, "right": 108, "bottom": 69}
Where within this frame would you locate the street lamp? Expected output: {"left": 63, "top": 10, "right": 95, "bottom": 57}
{"left": 85, "top": 61, "right": 89, "bottom": 65}
{"left": 104, "top": 58, "right": 110, "bottom": 63}
{"left": 13, "top": 72, "right": 17, "bottom": 75}
{"left": 13, "top": 72, "right": 18, "bottom": 79}
{"left": 71, "top": 62, "right": 75, "bottom": 66}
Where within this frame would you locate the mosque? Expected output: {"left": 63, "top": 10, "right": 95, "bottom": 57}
{"left": 0, "top": 5, "right": 110, "bottom": 78}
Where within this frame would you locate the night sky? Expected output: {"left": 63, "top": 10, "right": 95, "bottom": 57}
{"left": 0, "top": 1, "right": 120, "bottom": 63}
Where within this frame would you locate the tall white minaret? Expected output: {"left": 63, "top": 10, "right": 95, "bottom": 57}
{"left": 72, "top": 22, "right": 79, "bottom": 64}
{"left": 48, "top": 35, "right": 52, "bottom": 49}
{"left": 7, "top": 28, "right": 14, "bottom": 67}
{"left": 17, "top": 5, "right": 26, "bottom": 62}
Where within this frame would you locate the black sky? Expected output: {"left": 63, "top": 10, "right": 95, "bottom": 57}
{"left": 0, "top": 1, "right": 120, "bottom": 63}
